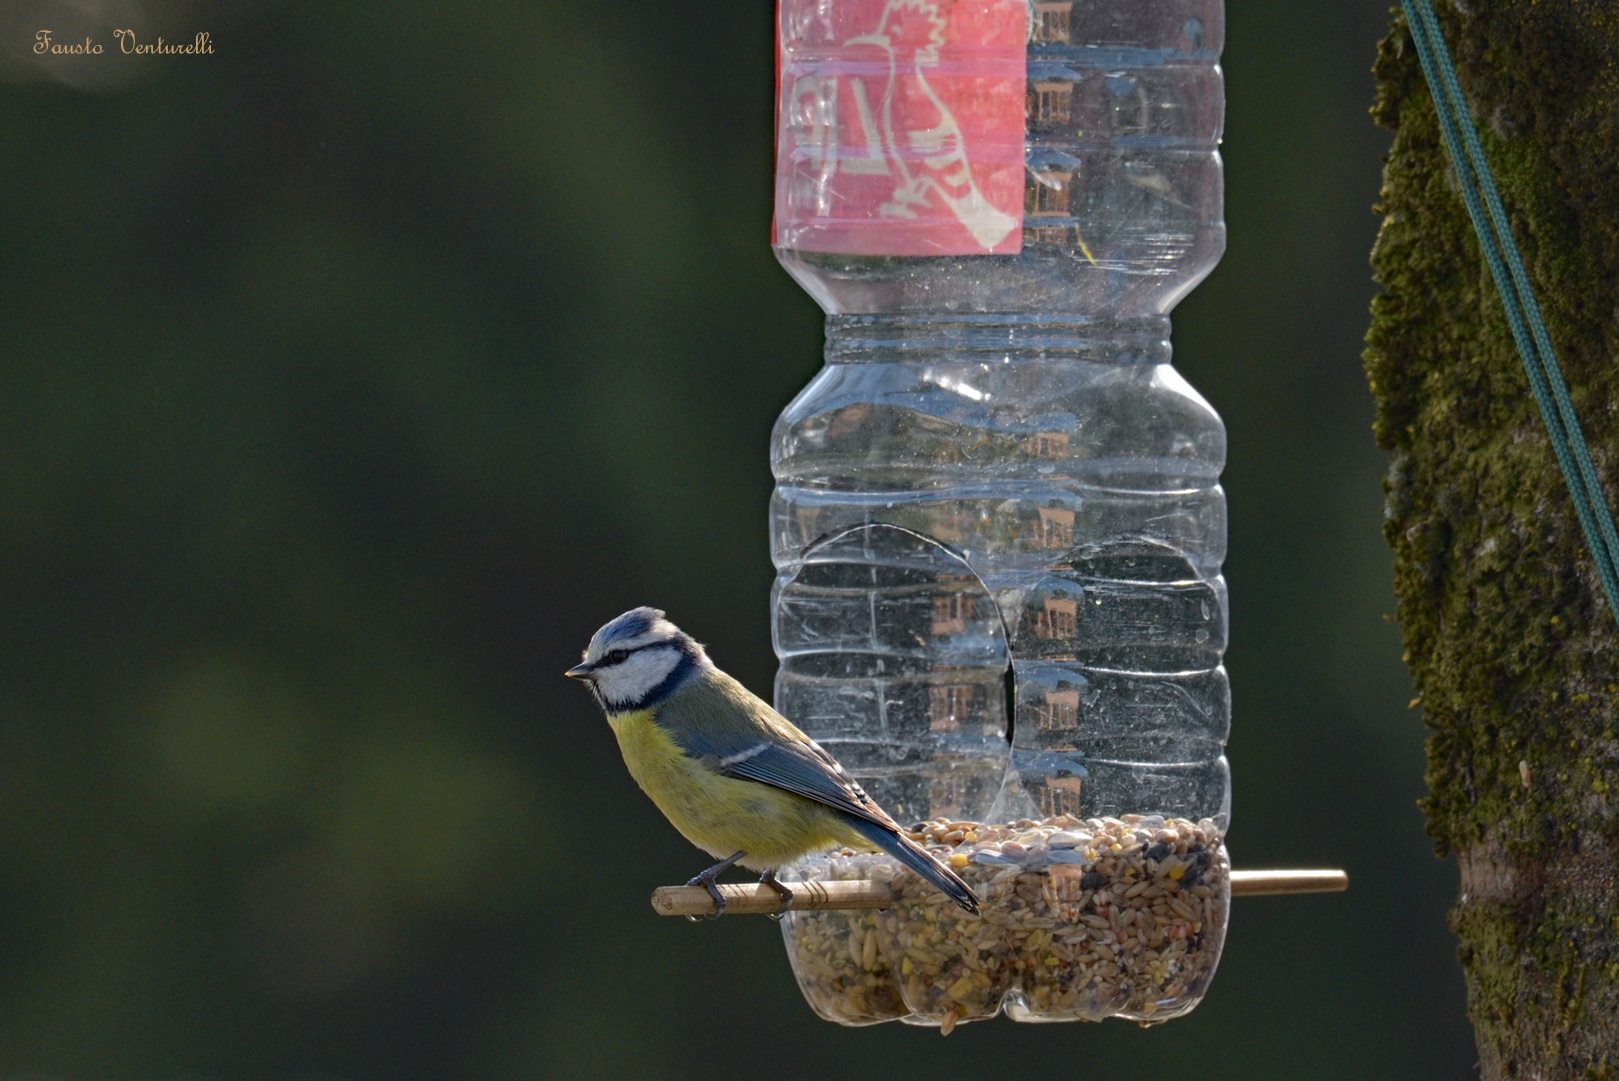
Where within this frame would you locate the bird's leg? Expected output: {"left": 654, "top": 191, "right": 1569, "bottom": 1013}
{"left": 759, "top": 868, "right": 794, "bottom": 920}
{"left": 685, "top": 851, "right": 746, "bottom": 920}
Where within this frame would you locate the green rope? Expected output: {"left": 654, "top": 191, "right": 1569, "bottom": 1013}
{"left": 1400, "top": 0, "right": 1619, "bottom": 627}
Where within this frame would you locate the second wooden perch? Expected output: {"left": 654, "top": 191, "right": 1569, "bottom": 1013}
{"left": 652, "top": 868, "right": 1348, "bottom": 918}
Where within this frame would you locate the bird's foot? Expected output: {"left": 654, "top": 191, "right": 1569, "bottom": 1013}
{"left": 759, "top": 869, "right": 794, "bottom": 920}
{"left": 684, "top": 851, "right": 746, "bottom": 921}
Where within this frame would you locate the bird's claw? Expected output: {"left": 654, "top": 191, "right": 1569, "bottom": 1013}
{"left": 684, "top": 850, "right": 745, "bottom": 921}
{"left": 760, "top": 869, "right": 794, "bottom": 920}
{"left": 689, "top": 878, "right": 727, "bottom": 920}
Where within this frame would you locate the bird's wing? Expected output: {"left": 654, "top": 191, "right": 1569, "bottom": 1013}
{"left": 669, "top": 670, "right": 902, "bottom": 832}
{"left": 718, "top": 734, "right": 898, "bottom": 829}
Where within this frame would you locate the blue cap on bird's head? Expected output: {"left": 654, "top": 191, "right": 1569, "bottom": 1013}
{"left": 566, "top": 607, "right": 711, "bottom": 710}
{"left": 594, "top": 606, "right": 675, "bottom": 649}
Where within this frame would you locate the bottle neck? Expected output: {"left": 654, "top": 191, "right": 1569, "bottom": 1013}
{"left": 823, "top": 314, "right": 1171, "bottom": 365}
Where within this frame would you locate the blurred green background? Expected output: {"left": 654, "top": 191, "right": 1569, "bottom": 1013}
{"left": 0, "top": 1, "right": 1476, "bottom": 1078}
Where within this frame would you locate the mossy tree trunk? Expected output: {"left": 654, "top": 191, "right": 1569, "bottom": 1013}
{"left": 1366, "top": 5, "right": 1619, "bottom": 1077}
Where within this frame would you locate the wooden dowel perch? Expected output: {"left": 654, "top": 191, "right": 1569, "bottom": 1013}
{"left": 651, "top": 868, "right": 1348, "bottom": 918}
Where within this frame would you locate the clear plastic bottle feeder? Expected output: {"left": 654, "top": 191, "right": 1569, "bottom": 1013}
{"left": 770, "top": 0, "right": 1229, "bottom": 1028}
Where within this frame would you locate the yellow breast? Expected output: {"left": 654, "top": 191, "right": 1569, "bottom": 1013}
{"left": 606, "top": 709, "right": 862, "bottom": 869}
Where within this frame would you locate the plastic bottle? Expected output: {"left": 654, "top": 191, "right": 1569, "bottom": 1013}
{"left": 771, "top": 0, "right": 1229, "bottom": 1027}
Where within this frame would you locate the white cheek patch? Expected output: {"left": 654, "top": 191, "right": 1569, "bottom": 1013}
{"left": 597, "top": 647, "right": 681, "bottom": 707}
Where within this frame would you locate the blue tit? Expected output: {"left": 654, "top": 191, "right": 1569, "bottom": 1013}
{"left": 567, "top": 607, "right": 981, "bottom": 917}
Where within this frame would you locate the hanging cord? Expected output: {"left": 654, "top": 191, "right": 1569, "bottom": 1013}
{"left": 1400, "top": 0, "right": 1619, "bottom": 627}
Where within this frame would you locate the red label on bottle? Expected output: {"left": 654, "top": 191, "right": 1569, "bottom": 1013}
{"left": 774, "top": 0, "right": 1027, "bottom": 256}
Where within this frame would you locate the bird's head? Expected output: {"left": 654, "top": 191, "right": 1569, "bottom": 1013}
{"left": 566, "top": 607, "right": 712, "bottom": 712}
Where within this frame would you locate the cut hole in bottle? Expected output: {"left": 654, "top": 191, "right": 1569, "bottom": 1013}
{"left": 775, "top": 523, "right": 1012, "bottom": 826}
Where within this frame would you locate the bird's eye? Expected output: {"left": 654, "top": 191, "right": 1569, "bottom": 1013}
{"left": 600, "top": 648, "right": 631, "bottom": 667}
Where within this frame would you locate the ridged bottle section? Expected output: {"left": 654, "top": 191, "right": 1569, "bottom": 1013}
{"left": 771, "top": 315, "right": 1228, "bottom": 829}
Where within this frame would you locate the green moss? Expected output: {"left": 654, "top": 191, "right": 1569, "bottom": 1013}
{"left": 1367, "top": 4, "right": 1619, "bottom": 857}
{"left": 1366, "top": 3, "right": 1619, "bottom": 1073}
{"left": 1451, "top": 883, "right": 1619, "bottom": 1068}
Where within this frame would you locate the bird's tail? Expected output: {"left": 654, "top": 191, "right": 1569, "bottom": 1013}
{"left": 845, "top": 817, "right": 981, "bottom": 915}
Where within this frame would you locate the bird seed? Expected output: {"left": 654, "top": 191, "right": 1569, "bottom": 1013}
{"left": 779, "top": 815, "right": 1228, "bottom": 1031}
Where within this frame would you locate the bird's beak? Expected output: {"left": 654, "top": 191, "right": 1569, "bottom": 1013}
{"left": 565, "top": 662, "right": 594, "bottom": 680}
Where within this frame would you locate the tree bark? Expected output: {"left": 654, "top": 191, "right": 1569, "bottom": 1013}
{"left": 1366, "top": 5, "right": 1619, "bottom": 1078}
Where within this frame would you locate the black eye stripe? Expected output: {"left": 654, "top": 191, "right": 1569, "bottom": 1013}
{"left": 600, "top": 648, "right": 632, "bottom": 667}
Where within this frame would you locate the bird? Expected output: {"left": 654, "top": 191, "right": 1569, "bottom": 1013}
{"left": 566, "top": 607, "right": 981, "bottom": 917}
